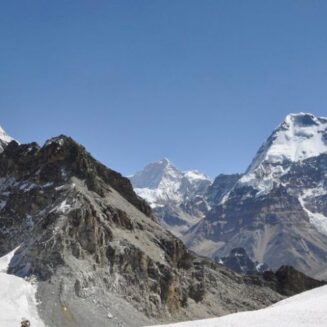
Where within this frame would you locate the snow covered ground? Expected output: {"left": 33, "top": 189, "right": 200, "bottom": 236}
{"left": 0, "top": 249, "right": 45, "bottom": 327}
{"left": 148, "top": 285, "right": 327, "bottom": 327}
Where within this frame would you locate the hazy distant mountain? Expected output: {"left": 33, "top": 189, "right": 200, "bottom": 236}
{"left": 130, "top": 158, "right": 212, "bottom": 236}
{"left": 184, "top": 113, "right": 327, "bottom": 279}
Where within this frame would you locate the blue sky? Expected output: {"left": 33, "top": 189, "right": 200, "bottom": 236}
{"left": 0, "top": 1, "right": 327, "bottom": 178}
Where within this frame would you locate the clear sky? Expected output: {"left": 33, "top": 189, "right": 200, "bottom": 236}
{"left": 0, "top": 1, "right": 327, "bottom": 178}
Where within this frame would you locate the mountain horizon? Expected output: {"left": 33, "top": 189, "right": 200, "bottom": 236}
{"left": 129, "top": 112, "right": 327, "bottom": 279}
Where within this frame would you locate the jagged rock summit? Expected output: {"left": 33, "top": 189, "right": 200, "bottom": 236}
{"left": 184, "top": 113, "right": 327, "bottom": 279}
{"left": 0, "top": 135, "right": 283, "bottom": 327}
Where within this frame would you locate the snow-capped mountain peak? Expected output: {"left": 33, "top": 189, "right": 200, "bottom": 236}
{"left": 236, "top": 113, "right": 327, "bottom": 195}
{"left": 0, "top": 125, "right": 15, "bottom": 153}
{"left": 185, "top": 113, "right": 327, "bottom": 279}
{"left": 0, "top": 126, "right": 13, "bottom": 143}
{"left": 130, "top": 159, "right": 211, "bottom": 207}
{"left": 130, "top": 158, "right": 181, "bottom": 190}
{"left": 247, "top": 113, "right": 327, "bottom": 173}
{"left": 130, "top": 159, "right": 212, "bottom": 235}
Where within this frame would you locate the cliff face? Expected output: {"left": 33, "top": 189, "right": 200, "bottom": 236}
{"left": 0, "top": 137, "right": 283, "bottom": 326}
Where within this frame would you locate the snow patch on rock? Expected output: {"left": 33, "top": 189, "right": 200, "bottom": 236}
{"left": 131, "top": 159, "right": 211, "bottom": 208}
{"left": 299, "top": 190, "right": 327, "bottom": 236}
{"left": 235, "top": 113, "right": 327, "bottom": 196}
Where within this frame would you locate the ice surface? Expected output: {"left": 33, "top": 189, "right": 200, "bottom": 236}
{"left": 299, "top": 190, "right": 327, "bottom": 236}
{"left": 0, "top": 249, "right": 45, "bottom": 327}
{"left": 148, "top": 285, "right": 327, "bottom": 327}
{"left": 0, "top": 125, "right": 14, "bottom": 144}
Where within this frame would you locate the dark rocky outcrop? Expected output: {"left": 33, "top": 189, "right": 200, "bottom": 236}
{"left": 216, "top": 248, "right": 325, "bottom": 297}
{"left": 207, "top": 174, "right": 242, "bottom": 204}
{"left": 263, "top": 265, "right": 326, "bottom": 296}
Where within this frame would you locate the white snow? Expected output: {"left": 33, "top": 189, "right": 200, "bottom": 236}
{"left": 19, "top": 182, "right": 37, "bottom": 192}
{"left": 249, "top": 113, "right": 327, "bottom": 170}
{"left": 256, "top": 263, "right": 265, "bottom": 271}
{"left": 238, "top": 163, "right": 289, "bottom": 197}
{"left": 0, "top": 125, "right": 17, "bottom": 153}
{"left": 131, "top": 159, "right": 211, "bottom": 208}
{"left": 44, "top": 137, "right": 65, "bottom": 147}
{"left": 235, "top": 113, "right": 327, "bottom": 196}
{"left": 147, "top": 284, "right": 327, "bottom": 327}
{"left": 0, "top": 249, "right": 45, "bottom": 327}
{"left": 0, "top": 125, "right": 14, "bottom": 144}
{"left": 50, "top": 199, "right": 71, "bottom": 214}
{"left": 42, "top": 182, "right": 53, "bottom": 188}
{"left": 299, "top": 191, "right": 327, "bottom": 236}
{"left": 0, "top": 248, "right": 17, "bottom": 273}
{"left": 183, "top": 170, "right": 209, "bottom": 181}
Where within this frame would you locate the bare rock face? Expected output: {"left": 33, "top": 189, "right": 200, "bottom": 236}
{"left": 0, "top": 136, "right": 283, "bottom": 327}
{"left": 216, "top": 248, "right": 269, "bottom": 275}
{"left": 216, "top": 248, "right": 325, "bottom": 297}
{"left": 206, "top": 174, "right": 241, "bottom": 204}
{"left": 263, "top": 266, "right": 326, "bottom": 296}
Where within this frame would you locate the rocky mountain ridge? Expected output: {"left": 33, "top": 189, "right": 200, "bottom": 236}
{"left": 0, "top": 135, "right": 284, "bottom": 327}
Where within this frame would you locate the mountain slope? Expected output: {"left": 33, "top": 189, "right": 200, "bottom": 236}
{"left": 216, "top": 248, "right": 269, "bottom": 275}
{"left": 130, "top": 159, "right": 212, "bottom": 236}
{"left": 184, "top": 113, "right": 327, "bottom": 278}
{"left": 147, "top": 284, "right": 327, "bottom": 327}
{"left": 0, "top": 136, "right": 283, "bottom": 327}
{"left": 206, "top": 174, "right": 241, "bottom": 205}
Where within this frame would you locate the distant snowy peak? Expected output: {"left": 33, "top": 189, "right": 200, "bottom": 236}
{"left": 0, "top": 125, "right": 15, "bottom": 153}
{"left": 130, "top": 158, "right": 180, "bottom": 190}
{"left": 247, "top": 113, "right": 327, "bottom": 172}
{"left": 130, "top": 159, "right": 211, "bottom": 208}
{"left": 183, "top": 170, "right": 209, "bottom": 182}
